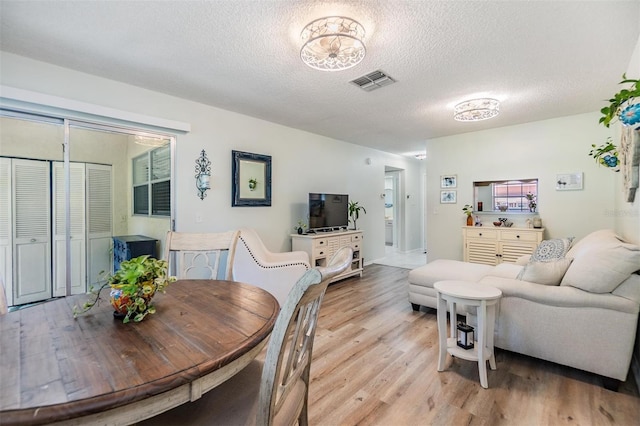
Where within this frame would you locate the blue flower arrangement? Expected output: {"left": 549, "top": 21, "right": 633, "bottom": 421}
{"left": 599, "top": 74, "right": 639, "bottom": 128}
{"left": 589, "top": 137, "right": 619, "bottom": 171}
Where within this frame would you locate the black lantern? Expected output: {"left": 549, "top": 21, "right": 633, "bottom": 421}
{"left": 457, "top": 322, "right": 474, "bottom": 350}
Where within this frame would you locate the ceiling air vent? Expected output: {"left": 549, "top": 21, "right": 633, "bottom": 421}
{"left": 350, "top": 70, "right": 396, "bottom": 92}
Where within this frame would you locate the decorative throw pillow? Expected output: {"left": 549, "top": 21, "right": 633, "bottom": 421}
{"left": 561, "top": 230, "right": 640, "bottom": 293}
{"left": 530, "top": 237, "right": 574, "bottom": 262}
{"left": 517, "top": 257, "right": 573, "bottom": 286}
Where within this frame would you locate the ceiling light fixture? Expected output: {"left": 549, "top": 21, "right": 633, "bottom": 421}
{"left": 134, "top": 135, "right": 169, "bottom": 147}
{"left": 453, "top": 98, "right": 500, "bottom": 122}
{"left": 300, "top": 16, "right": 366, "bottom": 72}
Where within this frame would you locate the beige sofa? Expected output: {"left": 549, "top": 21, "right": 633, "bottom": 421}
{"left": 408, "top": 229, "right": 640, "bottom": 383}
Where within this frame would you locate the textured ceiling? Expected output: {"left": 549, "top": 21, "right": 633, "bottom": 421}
{"left": 1, "top": 1, "right": 639, "bottom": 156}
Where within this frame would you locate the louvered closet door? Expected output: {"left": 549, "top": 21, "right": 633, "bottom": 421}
{"left": 86, "top": 164, "right": 112, "bottom": 288}
{"left": 12, "top": 159, "right": 51, "bottom": 305}
{"left": 52, "top": 162, "right": 86, "bottom": 296}
{"left": 0, "top": 158, "right": 12, "bottom": 305}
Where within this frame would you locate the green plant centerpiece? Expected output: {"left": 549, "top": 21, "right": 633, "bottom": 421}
{"left": 348, "top": 201, "right": 367, "bottom": 230}
{"left": 73, "top": 255, "right": 176, "bottom": 323}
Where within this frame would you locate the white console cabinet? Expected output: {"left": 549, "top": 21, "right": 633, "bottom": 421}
{"left": 463, "top": 226, "right": 544, "bottom": 265}
{"left": 291, "top": 230, "right": 363, "bottom": 282}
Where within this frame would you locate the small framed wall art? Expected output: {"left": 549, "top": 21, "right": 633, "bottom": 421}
{"left": 440, "top": 190, "right": 457, "bottom": 204}
{"left": 232, "top": 150, "right": 272, "bottom": 206}
{"left": 441, "top": 175, "right": 457, "bottom": 188}
{"left": 556, "top": 172, "right": 583, "bottom": 191}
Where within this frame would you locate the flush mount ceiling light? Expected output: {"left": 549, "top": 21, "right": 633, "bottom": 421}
{"left": 453, "top": 98, "right": 500, "bottom": 122}
{"left": 134, "top": 135, "right": 169, "bottom": 147}
{"left": 300, "top": 16, "right": 366, "bottom": 71}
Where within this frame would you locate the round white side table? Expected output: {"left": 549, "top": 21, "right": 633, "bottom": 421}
{"left": 434, "top": 280, "right": 502, "bottom": 388}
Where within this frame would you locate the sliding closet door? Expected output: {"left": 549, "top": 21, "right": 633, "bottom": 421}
{"left": 53, "top": 162, "right": 86, "bottom": 296}
{"left": 86, "top": 163, "right": 112, "bottom": 288}
{"left": 12, "top": 159, "right": 51, "bottom": 305}
{"left": 0, "top": 158, "right": 11, "bottom": 298}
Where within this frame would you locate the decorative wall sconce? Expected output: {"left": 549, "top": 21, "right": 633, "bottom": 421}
{"left": 195, "top": 149, "right": 211, "bottom": 200}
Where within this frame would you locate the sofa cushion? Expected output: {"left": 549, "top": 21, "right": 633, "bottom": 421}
{"left": 560, "top": 229, "right": 640, "bottom": 293}
{"left": 516, "top": 257, "right": 573, "bottom": 286}
{"left": 530, "top": 237, "right": 574, "bottom": 262}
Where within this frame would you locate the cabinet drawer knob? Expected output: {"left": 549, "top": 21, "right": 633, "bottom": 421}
{"left": 319, "top": 251, "right": 324, "bottom": 255}
{"left": 516, "top": 235, "right": 520, "bottom": 238}
{"left": 479, "top": 233, "right": 482, "bottom": 236}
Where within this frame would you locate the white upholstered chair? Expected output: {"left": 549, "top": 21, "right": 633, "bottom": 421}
{"left": 164, "top": 230, "right": 240, "bottom": 280}
{"left": 233, "top": 228, "right": 311, "bottom": 306}
{"left": 144, "top": 246, "right": 354, "bottom": 426}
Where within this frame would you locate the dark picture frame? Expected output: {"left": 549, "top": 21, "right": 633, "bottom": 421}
{"left": 232, "top": 150, "right": 272, "bottom": 206}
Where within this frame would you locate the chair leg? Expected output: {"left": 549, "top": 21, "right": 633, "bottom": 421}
{"left": 411, "top": 303, "right": 420, "bottom": 311}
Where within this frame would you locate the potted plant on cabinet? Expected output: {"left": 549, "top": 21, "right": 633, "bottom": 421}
{"left": 73, "top": 255, "right": 176, "bottom": 323}
{"left": 462, "top": 204, "right": 473, "bottom": 226}
{"left": 348, "top": 201, "right": 367, "bottom": 230}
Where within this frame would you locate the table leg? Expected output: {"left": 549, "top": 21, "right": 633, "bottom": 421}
{"left": 487, "top": 303, "right": 497, "bottom": 370}
{"left": 477, "top": 299, "right": 488, "bottom": 389}
{"left": 436, "top": 292, "right": 447, "bottom": 371}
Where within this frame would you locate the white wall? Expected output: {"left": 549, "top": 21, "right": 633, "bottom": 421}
{"left": 0, "top": 52, "right": 425, "bottom": 262}
{"left": 425, "top": 112, "right": 621, "bottom": 261}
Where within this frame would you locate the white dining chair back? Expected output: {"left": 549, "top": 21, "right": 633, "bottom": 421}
{"left": 143, "top": 246, "right": 353, "bottom": 426}
{"left": 164, "top": 230, "right": 240, "bottom": 280}
{"left": 258, "top": 246, "right": 353, "bottom": 425}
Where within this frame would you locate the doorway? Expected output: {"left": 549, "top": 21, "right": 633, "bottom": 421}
{"left": 384, "top": 167, "right": 403, "bottom": 252}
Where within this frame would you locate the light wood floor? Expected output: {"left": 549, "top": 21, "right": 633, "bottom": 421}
{"left": 308, "top": 264, "right": 640, "bottom": 425}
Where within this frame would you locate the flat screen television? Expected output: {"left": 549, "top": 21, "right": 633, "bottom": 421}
{"left": 308, "top": 193, "right": 349, "bottom": 230}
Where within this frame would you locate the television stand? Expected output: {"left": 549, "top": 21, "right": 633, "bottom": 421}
{"left": 291, "top": 230, "right": 363, "bottom": 283}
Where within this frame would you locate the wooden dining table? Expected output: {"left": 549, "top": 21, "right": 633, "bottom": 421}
{"left": 0, "top": 279, "right": 279, "bottom": 425}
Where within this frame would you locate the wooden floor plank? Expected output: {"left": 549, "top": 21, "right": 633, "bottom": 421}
{"left": 308, "top": 264, "right": 640, "bottom": 425}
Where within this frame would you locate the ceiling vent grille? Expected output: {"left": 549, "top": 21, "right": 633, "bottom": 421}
{"left": 350, "top": 70, "right": 396, "bottom": 92}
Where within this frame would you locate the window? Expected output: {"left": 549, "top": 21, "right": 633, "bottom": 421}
{"left": 133, "top": 145, "right": 170, "bottom": 216}
{"left": 492, "top": 180, "right": 537, "bottom": 212}
{"left": 474, "top": 179, "right": 538, "bottom": 213}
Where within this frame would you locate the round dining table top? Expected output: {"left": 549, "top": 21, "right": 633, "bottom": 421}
{"left": 0, "top": 279, "right": 279, "bottom": 425}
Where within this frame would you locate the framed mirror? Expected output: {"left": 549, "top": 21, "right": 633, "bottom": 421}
{"left": 473, "top": 179, "right": 538, "bottom": 213}
{"left": 231, "top": 150, "right": 272, "bottom": 207}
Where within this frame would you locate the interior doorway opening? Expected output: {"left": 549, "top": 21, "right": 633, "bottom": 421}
{"left": 384, "top": 167, "right": 403, "bottom": 251}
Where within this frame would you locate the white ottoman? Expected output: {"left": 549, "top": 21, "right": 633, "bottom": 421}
{"left": 408, "top": 259, "right": 493, "bottom": 310}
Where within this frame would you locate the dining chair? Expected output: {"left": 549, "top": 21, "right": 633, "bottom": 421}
{"left": 164, "top": 230, "right": 240, "bottom": 280}
{"left": 144, "top": 246, "right": 354, "bottom": 426}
